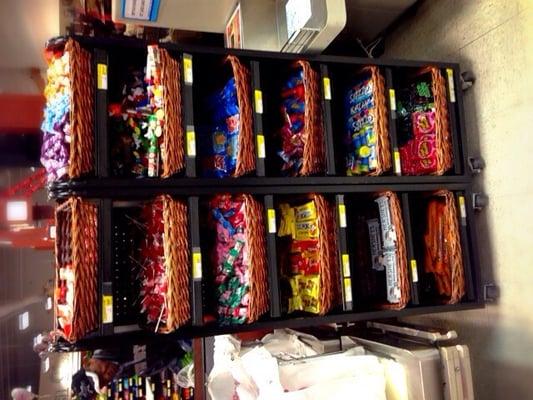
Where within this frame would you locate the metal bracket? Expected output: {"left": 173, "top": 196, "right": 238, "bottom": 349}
{"left": 468, "top": 156, "right": 485, "bottom": 174}
{"left": 461, "top": 71, "right": 475, "bottom": 91}
{"left": 473, "top": 192, "right": 489, "bottom": 211}
{"left": 484, "top": 283, "right": 500, "bottom": 302}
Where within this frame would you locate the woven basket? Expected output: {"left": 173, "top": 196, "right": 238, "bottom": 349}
{"left": 242, "top": 194, "right": 269, "bottom": 322}
{"left": 226, "top": 56, "right": 256, "bottom": 177}
{"left": 298, "top": 61, "right": 326, "bottom": 176}
{"left": 54, "top": 197, "right": 98, "bottom": 342}
{"left": 358, "top": 66, "right": 391, "bottom": 176}
{"left": 141, "top": 195, "right": 190, "bottom": 333}
{"left": 377, "top": 191, "right": 410, "bottom": 310}
{"left": 423, "top": 190, "right": 465, "bottom": 304}
{"left": 159, "top": 49, "right": 185, "bottom": 177}
{"left": 66, "top": 39, "right": 94, "bottom": 179}
{"left": 313, "top": 194, "right": 340, "bottom": 314}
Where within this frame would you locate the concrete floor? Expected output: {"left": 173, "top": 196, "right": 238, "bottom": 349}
{"left": 384, "top": 0, "right": 533, "bottom": 398}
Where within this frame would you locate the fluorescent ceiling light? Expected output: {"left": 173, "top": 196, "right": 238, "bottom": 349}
{"left": 7, "top": 200, "right": 28, "bottom": 222}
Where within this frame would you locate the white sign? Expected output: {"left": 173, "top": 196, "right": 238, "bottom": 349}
{"left": 286, "top": 0, "right": 312, "bottom": 42}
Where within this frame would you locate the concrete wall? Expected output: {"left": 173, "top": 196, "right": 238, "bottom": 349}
{"left": 383, "top": 1, "right": 533, "bottom": 398}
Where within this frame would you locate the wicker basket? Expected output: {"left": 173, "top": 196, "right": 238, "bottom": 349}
{"left": 54, "top": 197, "right": 98, "bottom": 342}
{"left": 299, "top": 61, "right": 326, "bottom": 176}
{"left": 399, "top": 66, "right": 452, "bottom": 176}
{"left": 140, "top": 195, "right": 190, "bottom": 333}
{"left": 159, "top": 48, "right": 186, "bottom": 177}
{"left": 347, "top": 66, "right": 391, "bottom": 176}
{"left": 226, "top": 56, "right": 256, "bottom": 177}
{"left": 423, "top": 190, "right": 465, "bottom": 304}
{"left": 66, "top": 39, "right": 94, "bottom": 179}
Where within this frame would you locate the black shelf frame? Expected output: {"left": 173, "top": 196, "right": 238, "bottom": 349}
{"left": 49, "top": 36, "right": 483, "bottom": 353}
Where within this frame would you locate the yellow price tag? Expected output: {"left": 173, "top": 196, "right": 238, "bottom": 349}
{"left": 338, "top": 204, "right": 347, "bottom": 228}
{"left": 183, "top": 55, "right": 193, "bottom": 84}
{"left": 344, "top": 278, "right": 352, "bottom": 303}
{"left": 267, "top": 208, "right": 276, "bottom": 233}
{"left": 342, "top": 253, "right": 350, "bottom": 277}
{"left": 102, "top": 295, "right": 113, "bottom": 324}
{"left": 97, "top": 64, "right": 107, "bottom": 90}
{"left": 446, "top": 68, "right": 456, "bottom": 103}
{"left": 256, "top": 134, "right": 266, "bottom": 158}
{"left": 410, "top": 259, "right": 419, "bottom": 283}
{"left": 323, "top": 77, "right": 331, "bottom": 100}
{"left": 186, "top": 130, "right": 196, "bottom": 157}
{"left": 393, "top": 150, "right": 401, "bottom": 175}
{"left": 192, "top": 251, "right": 202, "bottom": 279}
{"left": 254, "top": 90, "right": 263, "bottom": 114}
{"left": 458, "top": 195, "right": 466, "bottom": 220}
{"left": 389, "top": 89, "right": 396, "bottom": 111}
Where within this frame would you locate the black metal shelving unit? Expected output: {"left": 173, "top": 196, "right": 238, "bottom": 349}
{"left": 50, "top": 36, "right": 483, "bottom": 354}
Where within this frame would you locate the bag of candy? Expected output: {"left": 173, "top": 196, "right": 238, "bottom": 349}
{"left": 278, "top": 61, "right": 325, "bottom": 176}
{"left": 397, "top": 67, "right": 452, "bottom": 175}
{"left": 209, "top": 194, "right": 268, "bottom": 324}
{"left": 278, "top": 195, "right": 339, "bottom": 315}
{"left": 344, "top": 66, "right": 391, "bottom": 176}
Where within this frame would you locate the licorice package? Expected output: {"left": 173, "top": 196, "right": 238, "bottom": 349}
{"left": 344, "top": 66, "right": 391, "bottom": 176}
{"left": 41, "top": 38, "right": 93, "bottom": 182}
{"left": 277, "top": 195, "right": 339, "bottom": 315}
{"left": 209, "top": 194, "right": 268, "bottom": 324}
{"left": 397, "top": 67, "right": 452, "bottom": 175}
{"left": 351, "top": 192, "right": 410, "bottom": 309}
{"left": 202, "top": 56, "right": 254, "bottom": 178}
{"left": 138, "top": 196, "right": 190, "bottom": 333}
{"left": 278, "top": 61, "right": 325, "bottom": 176}
{"left": 422, "top": 190, "right": 465, "bottom": 304}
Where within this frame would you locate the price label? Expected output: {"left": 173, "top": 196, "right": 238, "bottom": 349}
{"left": 389, "top": 89, "right": 397, "bottom": 111}
{"left": 342, "top": 253, "right": 351, "bottom": 277}
{"left": 183, "top": 55, "right": 193, "bottom": 84}
{"left": 338, "top": 203, "right": 347, "bottom": 228}
{"left": 446, "top": 68, "right": 456, "bottom": 103}
{"left": 97, "top": 64, "right": 108, "bottom": 90}
{"left": 344, "top": 278, "right": 352, "bottom": 303}
{"left": 393, "top": 149, "right": 402, "bottom": 175}
{"left": 267, "top": 208, "right": 276, "bottom": 233}
{"left": 256, "top": 134, "right": 266, "bottom": 158}
{"left": 192, "top": 250, "right": 202, "bottom": 279}
{"left": 458, "top": 195, "right": 467, "bottom": 224}
{"left": 102, "top": 295, "right": 113, "bottom": 324}
{"left": 323, "top": 77, "right": 332, "bottom": 100}
{"left": 254, "top": 90, "right": 263, "bottom": 114}
{"left": 186, "top": 128, "right": 196, "bottom": 157}
{"left": 410, "top": 259, "right": 419, "bottom": 283}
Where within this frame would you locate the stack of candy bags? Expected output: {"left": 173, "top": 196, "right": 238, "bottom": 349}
{"left": 278, "top": 200, "right": 322, "bottom": 314}
{"left": 397, "top": 79, "right": 438, "bottom": 175}
{"left": 204, "top": 78, "right": 241, "bottom": 177}
{"left": 210, "top": 195, "right": 251, "bottom": 324}
{"left": 138, "top": 200, "right": 168, "bottom": 328}
{"left": 41, "top": 47, "right": 71, "bottom": 182}
{"left": 344, "top": 76, "right": 378, "bottom": 175}
{"left": 279, "top": 67, "right": 306, "bottom": 176}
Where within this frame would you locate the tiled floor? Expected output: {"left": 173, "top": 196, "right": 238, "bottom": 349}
{"left": 384, "top": 0, "right": 533, "bottom": 398}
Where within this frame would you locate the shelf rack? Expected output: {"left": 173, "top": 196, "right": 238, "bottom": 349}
{"left": 49, "top": 35, "right": 482, "bottom": 353}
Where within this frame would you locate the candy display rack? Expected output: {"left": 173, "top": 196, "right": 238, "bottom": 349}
{"left": 47, "top": 36, "right": 482, "bottom": 357}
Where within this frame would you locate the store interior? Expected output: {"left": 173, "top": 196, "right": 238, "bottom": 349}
{"left": 0, "top": 0, "right": 532, "bottom": 399}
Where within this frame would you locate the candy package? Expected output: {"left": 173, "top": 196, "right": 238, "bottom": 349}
{"left": 423, "top": 190, "right": 465, "bottom": 304}
{"left": 397, "top": 67, "right": 452, "bottom": 175}
{"left": 41, "top": 38, "right": 94, "bottom": 182}
{"left": 278, "top": 195, "right": 339, "bottom": 315}
{"left": 352, "top": 192, "right": 410, "bottom": 309}
{"left": 278, "top": 61, "right": 325, "bottom": 176}
{"left": 202, "top": 56, "right": 254, "bottom": 178}
{"left": 344, "top": 66, "right": 391, "bottom": 176}
{"left": 54, "top": 197, "right": 98, "bottom": 342}
{"left": 209, "top": 194, "right": 268, "bottom": 324}
{"left": 138, "top": 196, "right": 190, "bottom": 332}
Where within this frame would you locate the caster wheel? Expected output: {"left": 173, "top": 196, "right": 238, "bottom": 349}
{"left": 461, "top": 71, "right": 475, "bottom": 91}
{"left": 473, "top": 193, "right": 488, "bottom": 211}
{"left": 468, "top": 156, "right": 485, "bottom": 174}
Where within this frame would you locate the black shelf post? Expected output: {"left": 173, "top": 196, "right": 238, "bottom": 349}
{"left": 456, "top": 191, "right": 476, "bottom": 301}
{"left": 385, "top": 68, "right": 402, "bottom": 176}
{"left": 98, "top": 199, "right": 114, "bottom": 336}
{"left": 444, "top": 67, "right": 463, "bottom": 175}
{"left": 251, "top": 61, "right": 266, "bottom": 177}
{"left": 400, "top": 193, "right": 420, "bottom": 305}
{"left": 319, "top": 64, "right": 337, "bottom": 176}
{"left": 182, "top": 53, "right": 197, "bottom": 178}
{"left": 188, "top": 196, "right": 204, "bottom": 326}
{"left": 94, "top": 49, "right": 109, "bottom": 178}
{"left": 335, "top": 194, "right": 353, "bottom": 311}
{"left": 264, "top": 195, "right": 281, "bottom": 318}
